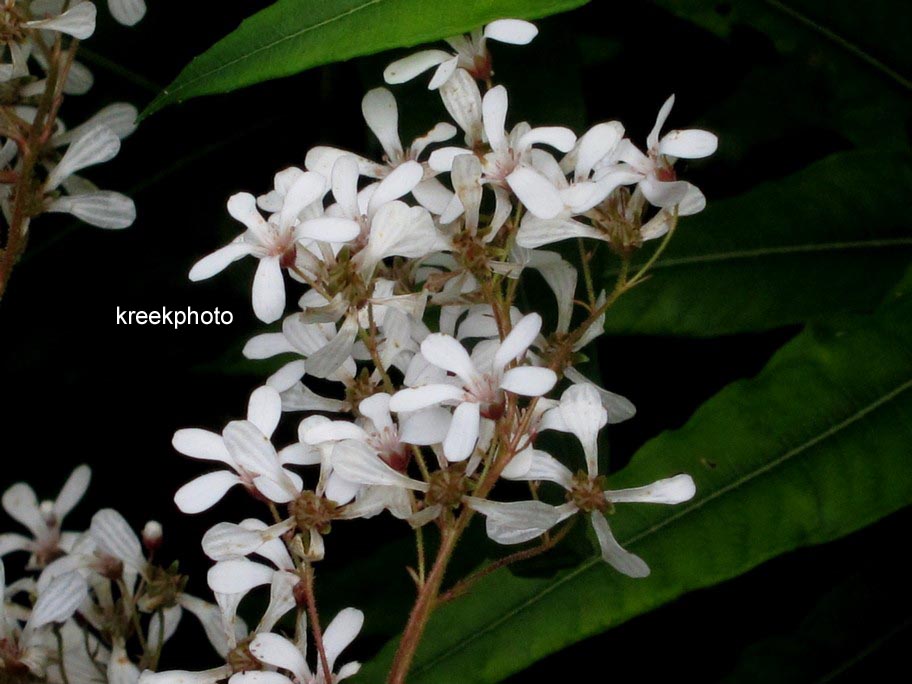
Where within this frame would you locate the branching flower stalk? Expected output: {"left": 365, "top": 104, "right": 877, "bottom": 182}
{"left": 1, "top": 15, "right": 715, "bottom": 684}
{"left": 0, "top": 0, "right": 145, "bottom": 299}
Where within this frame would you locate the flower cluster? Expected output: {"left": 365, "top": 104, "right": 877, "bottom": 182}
{"left": 1, "top": 0, "right": 145, "bottom": 296}
{"left": 1, "top": 16, "right": 716, "bottom": 684}
{"left": 0, "top": 465, "right": 233, "bottom": 684}
{"left": 167, "top": 17, "right": 713, "bottom": 683}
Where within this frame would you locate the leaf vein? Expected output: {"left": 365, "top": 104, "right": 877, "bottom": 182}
{"left": 162, "top": 0, "right": 385, "bottom": 101}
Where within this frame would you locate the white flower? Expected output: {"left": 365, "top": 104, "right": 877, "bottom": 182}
{"left": 499, "top": 384, "right": 696, "bottom": 577}
{"left": 241, "top": 607, "right": 364, "bottom": 684}
{"left": 306, "top": 88, "right": 456, "bottom": 215}
{"left": 384, "top": 19, "right": 537, "bottom": 89}
{"left": 321, "top": 155, "right": 446, "bottom": 277}
{"left": 303, "top": 393, "right": 450, "bottom": 471}
{"left": 389, "top": 313, "right": 557, "bottom": 461}
{"left": 172, "top": 386, "right": 305, "bottom": 513}
{"left": 41, "top": 124, "right": 137, "bottom": 229}
{"left": 0, "top": 465, "right": 90, "bottom": 568}
{"left": 613, "top": 94, "right": 717, "bottom": 210}
{"left": 189, "top": 173, "right": 360, "bottom": 323}
{"left": 430, "top": 85, "right": 576, "bottom": 221}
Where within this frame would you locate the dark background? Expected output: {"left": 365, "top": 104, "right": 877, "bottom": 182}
{"left": 0, "top": 1, "right": 908, "bottom": 681}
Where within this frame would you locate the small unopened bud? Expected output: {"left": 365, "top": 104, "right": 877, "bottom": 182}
{"left": 39, "top": 500, "right": 57, "bottom": 526}
{"left": 142, "top": 520, "right": 163, "bottom": 552}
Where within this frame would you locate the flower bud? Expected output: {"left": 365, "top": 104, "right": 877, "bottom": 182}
{"left": 142, "top": 520, "right": 163, "bottom": 553}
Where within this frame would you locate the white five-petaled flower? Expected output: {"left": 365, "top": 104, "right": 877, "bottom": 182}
{"left": 430, "top": 84, "right": 577, "bottom": 221}
{"left": 307, "top": 88, "right": 456, "bottom": 215}
{"left": 384, "top": 19, "right": 537, "bottom": 89}
{"left": 389, "top": 312, "right": 557, "bottom": 461}
{"left": 612, "top": 94, "right": 717, "bottom": 211}
{"left": 173, "top": 386, "right": 307, "bottom": 513}
{"left": 189, "top": 172, "right": 360, "bottom": 323}
{"left": 493, "top": 384, "right": 696, "bottom": 577}
{"left": 0, "top": 465, "right": 90, "bottom": 568}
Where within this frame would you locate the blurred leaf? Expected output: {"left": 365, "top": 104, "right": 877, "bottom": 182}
{"left": 722, "top": 559, "right": 911, "bottom": 683}
{"left": 143, "top": 0, "right": 589, "bottom": 117}
{"left": 652, "top": 0, "right": 912, "bottom": 147}
{"left": 601, "top": 150, "right": 912, "bottom": 336}
{"left": 360, "top": 272, "right": 912, "bottom": 682}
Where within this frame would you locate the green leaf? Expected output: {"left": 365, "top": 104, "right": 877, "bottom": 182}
{"left": 359, "top": 272, "right": 912, "bottom": 682}
{"left": 652, "top": 0, "right": 912, "bottom": 147}
{"left": 601, "top": 149, "right": 912, "bottom": 336}
{"left": 143, "top": 0, "right": 588, "bottom": 117}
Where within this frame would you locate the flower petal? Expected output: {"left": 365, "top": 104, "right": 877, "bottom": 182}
{"left": 331, "top": 441, "right": 427, "bottom": 491}
{"left": 252, "top": 257, "right": 286, "bottom": 324}
{"left": 174, "top": 472, "right": 241, "bottom": 514}
{"left": 483, "top": 19, "right": 538, "bottom": 45}
{"left": 608, "top": 474, "right": 696, "bottom": 505}
{"left": 383, "top": 50, "right": 452, "bottom": 84}
{"left": 362, "top": 87, "right": 402, "bottom": 160}
{"left": 389, "top": 384, "right": 464, "bottom": 412}
{"left": 28, "top": 571, "right": 87, "bottom": 628}
{"left": 90, "top": 509, "right": 144, "bottom": 572}
{"left": 419, "top": 333, "right": 476, "bottom": 383}
{"left": 322, "top": 607, "right": 365, "bottom": 672}
{"left": 46, "top": 191, "right": 135, "bottom": 229}
{"left": 26, "top": 2, "right": 96, "bottom": 39}
{"left": 558, "top": 384, "right": 607, "bottom": 476}
{"left": 659, "top": 129, "right": 718, "bottom": 159}
{"left": 500, "top": 367, "right": 556, "bottom": 396}
{"left": 53, "top": 465, "right": 91, "bottom": 520}
{"left": 207, "top": 559, "right": 274, "bottom": 595}
{"left": 443, "top": 401, "right": 480, "bottom": 462}
{"left": 482, "top": 85, "right": 508, "bottom": 152}
{"left": 247, "top": 386, "right": 282, "bottom": 439}
{"left": 172, "top": 429, "right": 231, "bottom": 463}
{"left": 189, "top": 242, "right": 254, "bottom": 281}
{"left": 399, "top": 407, "right": 452, "bottom": 445}
{"left": 46, "top": 125, "right": 120, "bottom": 190}
{"left": 249, "top": 634, "right": 309, "bottom": 683}
{"left": 507, "top": 167, "right": 564, "bottom": 219}
{"left": 590, "top": 512, "right": 650, "bottom": 578}
{"left": 493, "top": 312, "right": 541, "bottom": 370}
{"left": 368, "top": 161, "right": 423, "bottom": 215}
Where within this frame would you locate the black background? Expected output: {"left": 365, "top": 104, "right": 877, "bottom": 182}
{"left": 0, "top": 1, "right": 908, "bottom": 681}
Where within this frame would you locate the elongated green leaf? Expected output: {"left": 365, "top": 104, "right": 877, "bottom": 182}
{"left": 653, "top": 0, "right": 912, "bottom": 147}
{"left": 601, "top": 150, "right": 912, "bottom": 336}
{"left": 143, "top": 0, "right": 588, "bottom": 117}
{"left": 360, "top": 272, "right": 912, "bottom": 682}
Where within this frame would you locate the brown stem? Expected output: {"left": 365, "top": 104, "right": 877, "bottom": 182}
{"left": 438, "top": 518, "right": 577, "bottom": 603}
{"left": 302, "top": 563, "right": 333, "bottom": 681}
{"left": 0, "top": 34, "right": 78, "bottom": 299}
{"left": 387, "top": 522, "right": 465, "bottom": 684}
